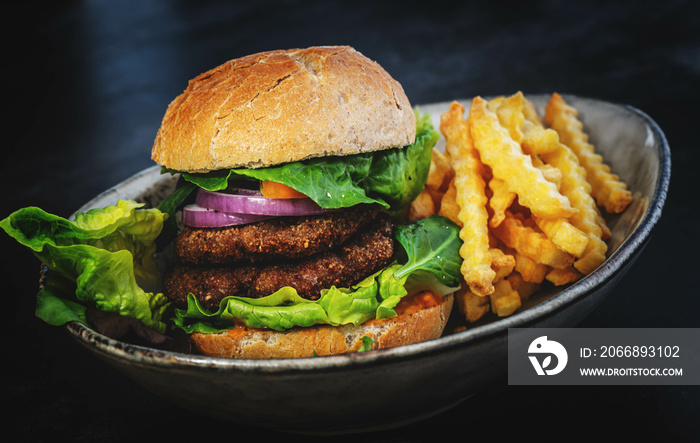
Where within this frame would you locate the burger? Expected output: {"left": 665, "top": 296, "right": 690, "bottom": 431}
{"left": 152, "top": 46, "right": 462, "bottom": 358}
{"left": 1, "top": 45, "right": 463, "bottom": 359}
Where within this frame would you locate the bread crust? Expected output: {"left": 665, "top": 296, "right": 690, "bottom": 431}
{"left": 190, "top": 294, "right": 454, "bottom": 359}
{"left": 151, "top": 46, "right": 416, "bottom": 172}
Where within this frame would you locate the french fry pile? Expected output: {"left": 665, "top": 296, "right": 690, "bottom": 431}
{"left": 410, "top": 92, "right": 633, "bottom": 323}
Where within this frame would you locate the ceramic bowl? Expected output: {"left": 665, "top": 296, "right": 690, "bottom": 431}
{"left": 63, "top": 95, "right": 670, "bottom": 434}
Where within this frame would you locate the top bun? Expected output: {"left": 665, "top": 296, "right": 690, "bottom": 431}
{"left": 151, "top": 46, "right": 416, "bottom": 172}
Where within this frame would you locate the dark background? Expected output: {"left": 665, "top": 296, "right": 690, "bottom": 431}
{"left": 3, "top": 0, "right": 699, "bottom": 440}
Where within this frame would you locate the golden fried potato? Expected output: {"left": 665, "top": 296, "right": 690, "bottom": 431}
{"left": 492, "top": 211, "right": 575, "bottom": 270}
{"left": 489, "top": 279, "right": 521, "bottom": 317}
{"left": 494, "top": 93, "right": 527, "bottom": 144}
{"left": 437, "top": 91, "right": 630, "bottom": 324}
{"left": 489, "top": 248, "right": 516, "bottom": 283}
{"left": 545, "top": 93, "right": 633, "bottom": 214}
{"left": 522, "top": 96, "right": 544, "bottom": 126}
{"left": 454, "top": 287, "right": 491, "bottom": 323}
{"left": 522, "top": 125, "right": 560, "bottom": 155}
{"left": 408, "top": 188, "right": 436, "bottom": 221}
{"left": 467, "top": 96, "right": 577, "bottom": 220}
{"left": 426, "top": 148, "right": 454, "bottom": 193}
{"left": 441, "top": 101, "right": 496, "bottom": 297}
{"left": 533, "top": 216, "right": 589, "bottom": 258}
{"left": 545, "top": 267, "right": 582, "bottom": 286}
{"left": 488, "top": 96, "right": 505, "bottom": 112}
{"left": 506, "top": 272, "right": 541, "bottom": 303}
{"left": 437, "top": 178, "right": 462, "bottom": 226}
{"left": 513, "top": 251, "right": 550, "bottom": 283}
{"left": 535, "top": 128, "right": 609, "bottom": 275}
{"left": 534, "top": 161, "right": 563, "bottom": 189}
{"left": 423, "top": 148, "right": 454, "bottom": 212}
{"left": 494, "top": 92, "right": 559, "bottom": 156}
{"left": 487, "top": 176, "right": 516, "bottom": 228}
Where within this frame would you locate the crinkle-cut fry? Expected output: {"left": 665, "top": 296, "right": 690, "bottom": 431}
{"left": 494, "top": 92, "right": 526, "bottom": 143}
{"left": 425, "top": 148, "right": 455, "bottom": 211}
{"left": 490, "top": 248, "right": 516, "bottom": 283}
{"left": 514, "top": 251, "right": 550, "bottom": 283}
{"left": 492, "top": 211, "right": 575, "bottom": 270}
{"left": 506, "top": 272, "right": 540, "bottom": 303}
{"left": 535, "top": 161, "right": 563, "bottom": 189}
{"left": 488, "top": 176, "right": 516, "bottom": 228}
{"left": 531, "top": 154, "right": 544, "bottom": 167}
{"left": 440, "top": 101, "right": 496, "bottom": 296}
{"left": 526, "top": 102, "right": 608, "bottom": 274}
{"left": 522, "top": 96, "right": 543, "bottom": 126}
{"left": 575, "top": 235, "right": 608, "bottom": 275}
{"left": 454, "top": 287, "right": 491, "bottom": 323}
{"left": 533, "top": 216, "right": 589, "bottom": 258}
{"left": 489, "top": 279, "right": 522, "bottom": 317}
{"left": 426, "top": 147, "right": 454, "bottom": 193}
{"left": 495, "top": 92, "right": 559, "bottom": 155}
{"left": 546, "top": 267, "right": 582, "bottom": 286}
{"left": 493, "top": 93, "right": 560, "bottom": 188}
{"left": 408, "top": 188, "right": 436, "bottom": 221}
{"left": 522, "top": 125, "right": 560, "bottom": 155}
{"left": 545, "top": 93, "right": 633, "bottom": 214}
{"left": 537, "top": 135, "right": 608, "bottom": 275}
{"left": 467, "top": 96, "right": 576, "bottom": 220}
{"left": 488, "top": 96, "right": 505, "bottom": 112}
{"left": 438, "top": 178, "right": 461, "bottom": 226}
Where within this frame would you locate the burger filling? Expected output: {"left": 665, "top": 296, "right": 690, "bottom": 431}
{"left": 157, "top": 110, "right": 464, "bottom": 334}
{"left": 163, "top": 207, "right": 395, "bottom": 311}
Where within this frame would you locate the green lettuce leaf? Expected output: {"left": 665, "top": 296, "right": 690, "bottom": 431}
{"left": 393, "top": 214, "right": 464, "bottom": 288}
{"left": 357, "top": 336, "right": 375, "bottom": 352}
{"left": 1, "top": 200, "right": 171, "bottom": 333}
{"left": 173, "top": 215, "right": 463, "bottom": 333}
{"left": 164, "top": 108, "right": 440, "bottom": 212}
{"left": 36, "top": 272, "right": 88, "bottom": 326}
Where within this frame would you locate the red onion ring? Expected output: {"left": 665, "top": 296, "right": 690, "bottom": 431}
{"left": 196, "top": 188, "right": 332, "bottom": 216}
{"left": 182, "top": 204, "right": 274, "bottom": 228}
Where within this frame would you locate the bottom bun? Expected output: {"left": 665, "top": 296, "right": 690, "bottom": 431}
{"left": 190, "top": 292, "right": 454, "bottom": 359}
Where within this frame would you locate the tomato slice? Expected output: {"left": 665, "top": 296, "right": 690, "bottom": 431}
{"left": 259, "top": 181, "right": 307, "bottom": 199}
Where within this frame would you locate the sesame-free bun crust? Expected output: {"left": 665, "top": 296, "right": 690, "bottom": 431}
{"left": 190, "top": 294, "right": 453, "bottom": 359}
{"left": 151, "top": 46, "right": 416, "bottom": 172}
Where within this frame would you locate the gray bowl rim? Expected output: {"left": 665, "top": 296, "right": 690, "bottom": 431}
{"left": 66, "top": 94, "right": 671, "bottom": 374}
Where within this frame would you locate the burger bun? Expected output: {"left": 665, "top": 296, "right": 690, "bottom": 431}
{"left": 190, "top": 293, "right": 454, "bottom": 359}
{"left": 151, "top": 45, "right": 416, "bottom": 172}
